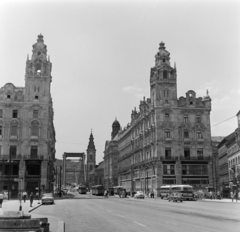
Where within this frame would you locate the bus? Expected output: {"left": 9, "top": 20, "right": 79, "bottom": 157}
{"left": 78, "top": 186, "right": 87, "bottom": 194}
{"left": 92, "top": 185, "right": 104, "bottom": 196}
{"left": 113, "top": 186, "right": 125, "bottom": 195}
{"left": 159, "top": 185, "right": 194, "bottom": 200}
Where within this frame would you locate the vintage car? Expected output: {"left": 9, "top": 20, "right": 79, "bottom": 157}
{"left": 134, "top": 191, "right": 145, "bottom": 199}
{"left": 41, "top": 193, "right": 55, "bottom": 205}
{"left": 168, "top": 193, "right": 183, "bottom": 202}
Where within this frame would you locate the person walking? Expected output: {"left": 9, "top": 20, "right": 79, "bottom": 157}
{"left": 35, "top": 192, "right": 40, "bottom": 204}
{"left": 29, "top": 192, "right": 34, "bottom": 207}
{"left": 150, "top": 190, "right": 154, "bottom": 198}
{"left": 0, "top": 191, "right": 4, "bottom": 208}
{"left": 22, "top": 191, "right": 27, "bottom": 203}
{"left": 230, "top": 191, "right": 234, "bottom": 202}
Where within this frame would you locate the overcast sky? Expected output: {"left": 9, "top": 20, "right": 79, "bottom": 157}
{"left": 0, "top": 0, "right": 240, "bottom": 163}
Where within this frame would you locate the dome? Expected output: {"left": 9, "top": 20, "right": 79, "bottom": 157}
{"left": 112, "top": 118, "right": 120, "bottom": 127}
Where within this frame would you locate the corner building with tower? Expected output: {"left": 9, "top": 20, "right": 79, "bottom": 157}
{"left": 117, "top": 42, "right": 212, "bottom": 196}
{"left": 0, "top": 35, "right": 55, "bottom": 197}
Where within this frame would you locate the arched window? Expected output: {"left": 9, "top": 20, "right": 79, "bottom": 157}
{"left": 31, "top": 120, "right": 39, "bottom": 136}
{"left": 163, "top": 70, "right": 168, "bottom": 79}
{"left": 10, "top": 121, "right": 18, "bottom": 136}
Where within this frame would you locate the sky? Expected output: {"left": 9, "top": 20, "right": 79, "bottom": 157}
{"left": 0, "top": 0, "right": 240, "bottom": 164}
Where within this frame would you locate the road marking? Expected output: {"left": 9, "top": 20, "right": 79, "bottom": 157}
{"left": 133, "top": 221, "right": 146, "bottom": 227}
{"left": 116, "top": 214, "right": 125, "bottom": 218}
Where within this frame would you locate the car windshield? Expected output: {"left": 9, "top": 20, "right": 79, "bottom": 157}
{"left": 43, "top": 193, "right": 53, "bottom": 197}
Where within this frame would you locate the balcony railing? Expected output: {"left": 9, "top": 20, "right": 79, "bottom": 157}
{"left": 0, "top": 154, "right": 22, "bottom": 160}
{"left": 160, "top": 156, "right": 178, "bottom": 161}
{"left": 179, "top": 156, "right": 211, "bottom": 161}
{"left": 23, "top": 155, "right": 44, "bottom": 160}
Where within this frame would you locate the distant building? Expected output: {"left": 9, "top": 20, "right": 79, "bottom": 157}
{"left": 117, "top": 42, "right": 213, "bottom": 196}
{"left": 86, "top": 131, "right": 96, "bottom": 189}
{"left": 0, "top": 35, "right": 56, "bottom": 197}
{"left": 103, "top": 119, "right": 121, "bottom": 189}
{"left": 95, "top": 161, "right": 104, "bottom": 185}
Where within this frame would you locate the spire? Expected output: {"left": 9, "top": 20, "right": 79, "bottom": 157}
{"left": 37, "top": 34, "right": 44, "bottom": 43}
{"left": 87, "top": 131, "right": 96, "bottom": 151}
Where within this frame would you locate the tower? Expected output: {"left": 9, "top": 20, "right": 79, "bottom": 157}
{"left": 150, "top": 42, "right": 177, "bottom": 107}
{"left": 111, "top": 118, "right": 120, "bottom": 140}
{"left": 25, "top": 34, "right": 52, "bottom": 103}
{"left": 86, "top": 131, "right": 96, "bottom": 188}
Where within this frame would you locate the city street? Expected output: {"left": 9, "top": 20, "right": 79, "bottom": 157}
{"left": 32, "top": 192, "right": 240, "bottom": 232}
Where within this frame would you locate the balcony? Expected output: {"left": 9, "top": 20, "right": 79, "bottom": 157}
{"left": 23, "top": 155, "right": 44, "bottom": 160}
{"left": 0, "top": 154, "right": 22, "bottom": 160}
{"left": 160, "top": 156, "right": 178, "bottom": 161}
{"left": 179, "top": 156, "right": 211, "bottom": 161}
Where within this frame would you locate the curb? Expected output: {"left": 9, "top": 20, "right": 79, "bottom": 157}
{"left": 28, "top": 203, "right": 42, "bottom": 213}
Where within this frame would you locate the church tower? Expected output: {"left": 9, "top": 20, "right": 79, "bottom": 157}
{"left": 25, "top": 34, "right": 52, "bottom": 103}
{"left": 150, "top": 42, "right": 177, "bottom": 107}
{"left": 86, "top": 131, "right": 96, "bottom": 188}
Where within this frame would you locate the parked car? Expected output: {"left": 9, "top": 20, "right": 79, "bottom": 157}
{"left": 41, "top": 193, "right": 54, "bottom": 205}
{"left": 168, "top": 193, "right": 183, "bottom": 202}
{"left": 134, "top": 191, "right": 145, "bottom": 199}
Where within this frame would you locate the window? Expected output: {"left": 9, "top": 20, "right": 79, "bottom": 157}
{"left": 165, "top": 113, "right": 169, "bottom": 120}
{"left": 11, "top": 123, "right": 17, "bottom": 136}
{"left": 183, "top": 115, "right": 188, "bottom": 122}
{"left": 30, "top": 146, "right": 38, "bottom": 158}
{"left": 12, "top": 110, "right": 18, "bottom": 118}
{"left": 164, "top": 90, "right": 168, "bottom": 97}
{"left": 89, "top": 155, "right": 93, "bottom": 161}
{"left": 0, "top": 125, "right": 2, "bottom": 136}
{"left": 9, "top": 146, "right": 17, "bottom": 158}
{"left": 7, "top": 95, "right": 11, "bottom": 99}
{"left": 0, "top": 109, "right": 2, "bottom": 118}
{"left": 163, "top": 70, "right": 168, "bottom": 79}
{"left": 197, "top": 131, "right": 203, "bottom": 139}
{"left": 196, "top": 115, "right": 201, "bottom": 123}
{"left": 90, "top": 165, "right": 93, "bottom": 171}
{"left": 31, "top": 121, "right": 39, "bottom": 136}
{"left": 165, "top": 147, "right": 171, "bottom": 158}
{"left": 163, "top": 165, "right": 175, "bottom": 175}
{"left": 33, "top": 110, "right": 38, "bottom": 118}
{"left": 165, "top": 130, "right": 170, "bottom": 138}
{"left": 184, "top": 130, "right": 189, "bottom": 138}
{"left": 184, "top": 147, "right": 190, "bottom": 159}
{"left": 165, "top": 100, "right": 168, "bottom": 104}
{"left": 35, "top": 96, "right": 39, "bottom": 99}
{"left": 197, "top": 149, "right": 203, "bottom": 159}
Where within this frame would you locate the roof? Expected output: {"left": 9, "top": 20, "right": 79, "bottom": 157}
{"left": 211, "top": 136, "right": 225, "bottom": 143}
{"left": 217, "top": 132, "right": 235, "bottom": 148}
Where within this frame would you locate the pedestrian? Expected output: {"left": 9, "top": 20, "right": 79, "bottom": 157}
{"left": 22, "top": 191, "right": 27, "bottom": 203}
{"left": 234, "top": 191, "right": 238, "bottom": 202}
{"left": 29, "top": 192, "right": 34, "bottom": 207}
{"left": 230, "top": 191, "right": 234, "bottom": 202}
{"left": 150, "top": 190, "right": 154, "bottom": 198}
{"left": 35, "top": 192, "right": 40, "bottom": 204}
{"left": 0, "top": 191, "right": 4, "bottom": 208}
{"left": 209, "top": 191, "right": 213, "bottom": 200}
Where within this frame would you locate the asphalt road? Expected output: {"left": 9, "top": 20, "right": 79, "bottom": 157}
{"left": 34, "top": 192, "right": 240, "bottom": 232}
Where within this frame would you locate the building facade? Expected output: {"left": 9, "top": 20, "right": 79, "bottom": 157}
{"left": 117, "top": 42, "right": 213, "bottom": 196}
{"left": 103, "top": 119, "right": 121, "bottom": 190}
{"left": 86, "top": 132, "right": 96, "bottom": 189}
{"left": 0, "top": 35, "right": 56, "bottom": 198}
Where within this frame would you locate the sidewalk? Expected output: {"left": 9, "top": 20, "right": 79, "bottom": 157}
{"left": 0, "top": 199, "right": 63, "bottom": 232}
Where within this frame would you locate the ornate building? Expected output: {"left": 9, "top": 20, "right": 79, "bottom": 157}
{"left": 0, "top": 35, "right": 56, "bottom": 198}
{"left": 117, "top": 42, "right": 213, "bottom": 196}
{"left": 86, "top": 131, "right": 96, "bottom": 189}
{"left": 103, "top": 119, "right": 121, "bottom": 190}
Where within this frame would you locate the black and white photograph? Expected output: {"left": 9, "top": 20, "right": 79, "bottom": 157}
{"left": 0, "top": 0, "right": 239, "bottom": 231}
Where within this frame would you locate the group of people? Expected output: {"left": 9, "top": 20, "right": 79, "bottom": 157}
{"left": 22, "top": 191, "right": 40, "bottom": 207}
